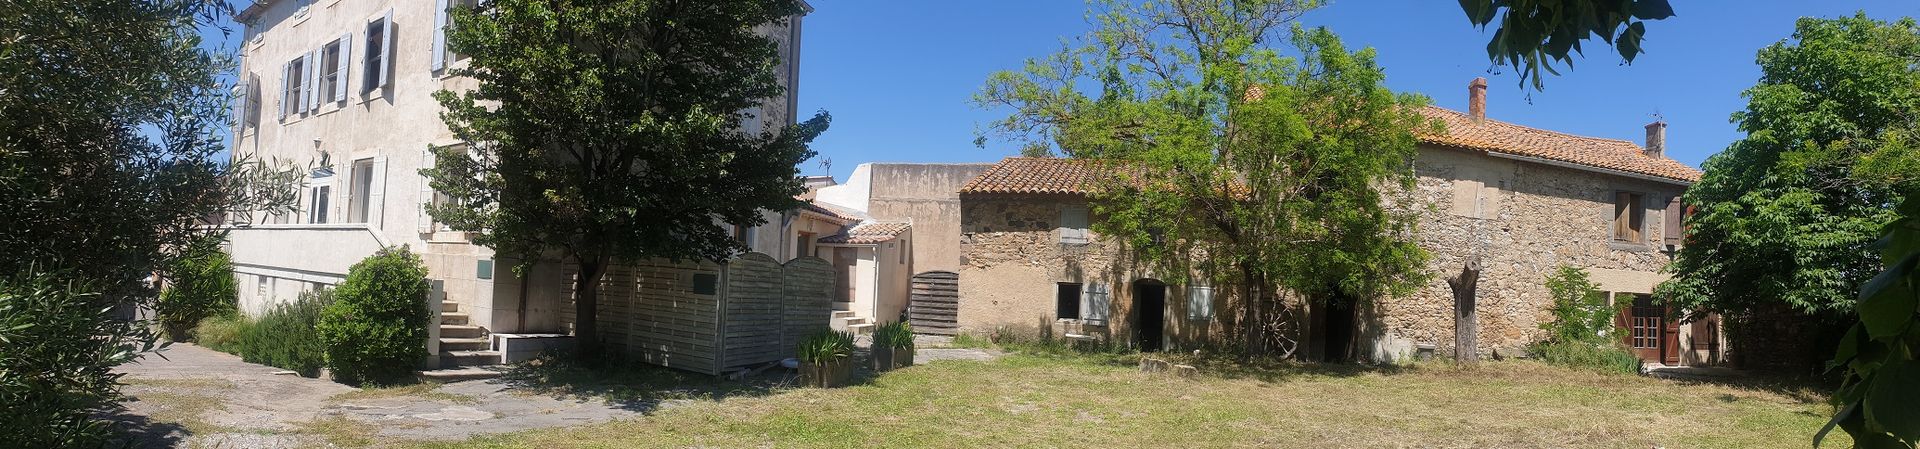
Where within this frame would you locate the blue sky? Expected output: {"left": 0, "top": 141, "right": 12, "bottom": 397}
{"left": 795, "top": 1, "right": 1920, "bottom": 181}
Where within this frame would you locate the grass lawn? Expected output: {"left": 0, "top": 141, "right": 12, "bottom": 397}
{"left": 405, "top": 352, "right": 1842, "bottom": 449}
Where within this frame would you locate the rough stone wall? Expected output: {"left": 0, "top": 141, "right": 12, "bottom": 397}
{"left": 1375, "top": 146, "right": 1687, "bottom": 360}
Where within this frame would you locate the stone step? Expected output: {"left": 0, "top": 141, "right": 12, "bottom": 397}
{"left": 843, "top": 316, "right": 871, "bottom": 326}
{"left": 846, "top": 322, "right": 876, "bottom": 334}
{"left": 440, "top": 312, "right": 470, "bottom": 326}
{"left": 440, "top": 350, "right": 503, "bottom": 367}
{"left": 441, "top": 324, "right": 486, "bottom": 339}
{"left": 417, "top": 367, "right": 503, "bottom": 382}
{"left": 439, "top": 337, "right": 490, "bottom": 351}
{"left": 441, "top": 300, "right": 460, "bottom": 313}
{"left": 831, "top": 310, "right": 856, "bottom": 319}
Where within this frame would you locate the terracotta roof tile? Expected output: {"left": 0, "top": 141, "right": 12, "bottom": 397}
{"left": 818, "top": 222, "right": 910, "bottom": 244}
{"left": 958, "top": 157, "right": 1108, "bottom": 195}
{"left": 1416, "top": 106, "right": 1702, "bottom": 183}
{"left": 797, "top": 199, "right": 864, "bottom": 223}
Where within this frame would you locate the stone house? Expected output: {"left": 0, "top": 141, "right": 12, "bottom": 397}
{"left": 955, "top": 78, "right": 1721, "bottom": 365}
{"left": 812, "top": 163, "right": 993, "bottom": 334}
{"left": 224, "top": 0, "right": 821, "bottom": 372}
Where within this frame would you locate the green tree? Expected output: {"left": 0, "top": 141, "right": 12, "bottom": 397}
{"left": 1457, "top": 0, "right": 1675, "bottom": 90}
{"left": 1657, "top": 15, "right": 1918, "bottom": 358}
{"left": 428, "top": 0, "right": 829, "bottom": 356}
{"left": 0, "top": 0, "right": 298, "bottom": 444}
{"left": 976, "top": 0, "right": 1434, "bottom": 358}
{"left": 1819, "top": 195, "right": 1920, "bottom": 448}
{"left": 158, "top": 237, "right": 239, "bottom": 341}
{"left": 317, "top": 247, "right": 431, "bottom": 386}
{"left": 1540, "top": 266, "right": 1613, "bottom": 345}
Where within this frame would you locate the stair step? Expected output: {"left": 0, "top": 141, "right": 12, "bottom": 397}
{"left": 439, "top": 337, "right": 490, "bottom": 351}
{"left": 441, "top": 324, "right": 486, "bottom": 339}
{"left": 846, "top": 322, "right": 875, "bottom": 334}
{"left": 440, "top": 312, "right": 470, "bottom": 326}
{"left": 417, "top": 367, "right": 504, "bottom": 382}
{"left": 843, "top": 317, "right": 870, "bottom": 325}
{"left": 831, "top": 310, "right": 856, "bottom": 319}
{"left": 440, "top": 350, "right": 503, "bottom": 367}
{"left": 441, "top": 301, "right": 460, "bottom": 313}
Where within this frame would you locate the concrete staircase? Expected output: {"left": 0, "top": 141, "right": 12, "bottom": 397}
{"left": 832, "top": 310, "right": 874, "bottom": 334}
{"left": 419, "top": 299, "right": 504, "bottom": 382}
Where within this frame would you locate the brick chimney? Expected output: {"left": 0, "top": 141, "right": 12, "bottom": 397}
{"left": 1644, "top": 120, "right": 1666, "bottom": 158}
{"left": 1468, "top": 77, "right": 1488, "bottom": 120}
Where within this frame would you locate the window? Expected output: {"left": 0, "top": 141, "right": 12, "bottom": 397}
{"left": 796, "top": 232, "right": 814, "bottom": 258}
{"left": 308, "top": 185, "right": 331, "bottom": 223}
{"left": 733, "top": 224, "right": 756, "bottom": 248}
{"left": 1614, "top": 191, "right": 1645, "bottom": 243}
{"left": 349, "top": 159, "right": 374, "bottom": 223}
{"left": 434, "top": 0, "right": 480, "bottom": 72}
{"left": 245, "top": 73, "right": 260, "bottom": 127}
{"left": 318, "top": 36, "right": 349, "bottom": 104}
{"left": 1058, "top": 205, "right": 1089, "bottom": 244}
{"left": 476, "top": 259, "right": 494, "bottom": 280}
{"left": 256, "top": 275, "right": 270, "bottom": 299}
{"left": 1187, "top": 285, "right": 1215, "bottom": 322}
{"left": 1663, "top": 196, "right": 1685, "bottom": 248}
{"left": 362, "top": 12, "right": 392, "bottom": 93}
{"left": 1056, "top": 283, "right": 1083, "bottom": 320}
{"left": 899, "top": 238, "right": 908, "bottom": 264}
{"left": 281, "top": 55, "right": 305, "bottom": 119}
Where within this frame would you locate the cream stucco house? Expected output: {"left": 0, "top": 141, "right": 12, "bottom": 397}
{"left": 225, "top": 0, "right": 821, "bottom": 371}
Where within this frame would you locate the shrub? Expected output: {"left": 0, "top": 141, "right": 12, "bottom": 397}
{"left": 0, "top": 271, "right": 158, "bottom": 448}
{"left": 1533, "top": 341, "right": 1642, "bottom": 375}
{"left": 1540, "top": 266, "right": 1615, "bottom": 345}
{"left": 193, "top": 314, "right": 251, "bottom": 354}
{"left": 241, "top": 289, "right": 332, "bottom": 377}
{"left": 157, "top": 238, "right": 238, "bottom": 341}
{"left": 796, "top": 328, "right": 855, "bottom": 364}
{"left": 873, "top": 321, "right": 914, "bottom": 350}
{"left": 318, "top": 247, "right": 431, "bottom": 386}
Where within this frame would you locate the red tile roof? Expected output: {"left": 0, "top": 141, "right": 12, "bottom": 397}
{"left": 958, "top": 157, "right": 1110, "bottom": 195}
{"left": 1417, "top": 106, "right": 1702, "bottom": 183}
{"left": 818, "top": 222, "right": 909, "bottom": 244}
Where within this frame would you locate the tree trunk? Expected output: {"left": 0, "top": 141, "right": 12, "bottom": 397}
{"left": 573, "top": 256, "right": 608, "bottom": 357}
{"left": 1448, "top": 256, "right": 1482, "bottom": 363}
{"left": 1241, "top": 263, "right": 1266, "bottom": 357}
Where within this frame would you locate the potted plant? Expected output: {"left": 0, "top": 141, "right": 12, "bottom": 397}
{"left": 873, "top": 321, "right": 916, "bottom": 371}
{"left": 797, "top": 328, "right": 855, "bottom": 387}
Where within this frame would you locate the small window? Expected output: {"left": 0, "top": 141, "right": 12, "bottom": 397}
{"left": 256, "top": 275, "right": 271, "bottom": 299}
{"left": 1058, "top": 205, "right": 1089, "bottom": 244}
{"left": 476, "top": 259, "right": 493, "bottom": 280}
{"left": 283, "top": 56, "right": 305, "bottom": 118}
{"left": 308, "top": 185, "right": 331, "bottom": 223}
{"left": 1187, "top": 285, "right": 1215, "bottom": 322}
{"left": 1056, "top": 283, "right": 1083, "bottom": 320}
{"left": 362, "top": 13, "right": 391, "bottom": 93}
{"left": 795, "top": 232, "right": 814, "bottom": 258}
{"left": 349, "top": 159, "right": 374, "bottom": 223}
{"left": 899, "top": 238, "right": 908, "bottom": 265}
{"left": 1614, "top": 191, "right": 1645, "bottom": 243}
{"left": 733, "top": 224, "right": 756, "bottom": 248}
{"left": 319, "top": 38, "right": 346, "bottom": 104}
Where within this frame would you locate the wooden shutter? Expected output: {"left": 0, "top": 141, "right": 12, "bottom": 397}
{"left": 335, "top": 33, "right": 351, "bottom": 103}
{"left": 278, "top": 61, "right": 289, "bottom": 120}
{"left": 377, "top": 10, "right": 394, "bottom": 89}
{"left": 1663, "top": 196, "right": 1683, "bottom": 247}
{"left": 432, "top": 0, "right": 449, "bottom": 72}
{"left": 246, "top": 73, "right": 260, "bottom": 126}
{"left": 1059, "top": 205, "right": 1089, "bottom": 244}
{"left": 1082, "top": 283, "right": 1110, "bottom": 325}
{"left": 369, "top": 156, "right": 388, "bottom": 229}
{"left": 418, "top": 150, "right": 436, "bottom": 234}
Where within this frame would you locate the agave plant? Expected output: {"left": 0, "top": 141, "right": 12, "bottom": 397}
{"left": 874, "top": 321, "right": 915, "bottom": 350}
{"left": 797, "top": 328, "right": 855, "bottom": 364}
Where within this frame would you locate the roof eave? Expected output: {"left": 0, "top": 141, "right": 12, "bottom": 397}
{"left": 1468, "top": 148, "right": 1696, "bottom": 187}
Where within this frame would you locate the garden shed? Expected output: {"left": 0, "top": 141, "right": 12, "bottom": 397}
{"left": 562, "top": 253, "right": 834, "bottom": 375}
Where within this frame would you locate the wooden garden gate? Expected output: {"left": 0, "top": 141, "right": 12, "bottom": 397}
{"left": 908, "top": 271, "right": 959, "bottom": 335}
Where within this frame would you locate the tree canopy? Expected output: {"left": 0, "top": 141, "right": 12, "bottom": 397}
{"left": 1658, "top": 14, "right": 1919, "bottom": 322}
{"left": 1457, "top": 0, "right": 1675, "bottom": 90}
{"left": 976, "top": 0, "right": 1434, "bottom": 358}
{"left": 428, "top": 0, "right": 830, "bottom": 353}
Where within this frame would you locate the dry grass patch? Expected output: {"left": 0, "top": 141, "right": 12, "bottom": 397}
{"left": 329, "top": 382, "right": 480, "bottom": 405}
{"left": 403, "top": 352, "right": 1841, "bottom": 448}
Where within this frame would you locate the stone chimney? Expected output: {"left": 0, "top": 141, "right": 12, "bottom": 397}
{"left": 1644, "top": 120, "right": 1667, "bottom": 158}
{"left": 1468, "top": 77, "right": 1488, "bottom": 120}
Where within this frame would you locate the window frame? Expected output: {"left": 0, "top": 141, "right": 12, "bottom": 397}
{"left": 348, "top": 158, "right": 375, "bottom": 223}
{"left": 1056, "top": 282, "right": 1083, "bottom": 320}
{"left": 1613, "top": 191, "right": 1647, "bottom": 243}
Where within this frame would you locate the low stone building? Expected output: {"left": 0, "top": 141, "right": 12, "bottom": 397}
{"left": 955, "top": 79, "right": 1722, "bottom": 365}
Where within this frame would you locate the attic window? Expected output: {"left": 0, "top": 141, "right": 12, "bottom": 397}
{"left": 1614, "top": 191, "right": 1645, "bottom": 243}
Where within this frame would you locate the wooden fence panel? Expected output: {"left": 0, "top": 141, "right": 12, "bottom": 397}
{"left": 909, "top": 271, "right": 960, "bottom": 335}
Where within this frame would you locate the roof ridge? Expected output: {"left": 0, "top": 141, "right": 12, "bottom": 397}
{"left": 1421, "top": 106, "right": 1640, "bottom": 146}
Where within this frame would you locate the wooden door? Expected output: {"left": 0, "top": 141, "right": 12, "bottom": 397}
{"left": 832, "top": 247, "right": 856, "bottom": 303}
{"left": 1627, "top": 295, "right": 1664, "bottom": 363}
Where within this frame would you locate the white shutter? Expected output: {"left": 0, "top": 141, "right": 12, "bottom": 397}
{"left": 369, "top": 157, "right": 388, "bottom": 229}
{"left": 302, "top": 51, "right": 317, "bottom": 112}
{"left": 1058, "top": 205, "right": 1089, "bottom": 244}
{"left": 335, "top": 33, "right": 351, "bottom": 103}
{"left": 1082, "top": 283, "right": 1110, "bottom": 325}
{"left": 431, "top": 0, "right": 449, "bottom": 72}
{"left": 277, "top": 61, "right": 289, "bottom": 120}
{"left": 231, "top": 80, "right": 247, "bottom": 132}
{"left": 418, "top": 150, "right": 436, "bottom": 234}
{"left": 377, "top": 10, "right": 394, "bottom": 89}
{"left": 1186, "top": 286, "right": 1214, "bottom": 322}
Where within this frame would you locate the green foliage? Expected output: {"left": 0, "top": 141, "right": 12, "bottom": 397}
{"left": 428, "top": 0, "right": 831, "bottom": 353}
{"left": 318, "top": 248, "right": 431, "bottom": 386}
{"left": 192, "top": 314, "right": 250, "bottom": 354}
{"left": 795, "top": 328, "right": 855, "bottom": 364}
{"left": 158, "top": 238, "right": 238, "bottom": 341}
{"left": 976, "top": 0, "right": 1433, "bottom": 356}
{"left": 0, "top": 271, "right": 162, "bottom": 447}
{"left": 1819, "top": 196, "right": 1920, "bottom": 448}
{"left": 1660, "top": 15, "right": 1918, "bottom": 324}
{"left": 873, "top": 322, "right": 915, "bottom": 350}
{"left": 1531, "top": 341, "right": 1642, "bottom": 375}
{"left": 1540, "top": 266, "right": 1616, "bottom": 345}
{"left": 239, "top": 289, "right": 333, "bottom": 378}
{"left": 1457, "top": 0, "right": 1675, "bottom": 90}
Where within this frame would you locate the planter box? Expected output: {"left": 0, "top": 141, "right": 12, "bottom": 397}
{"left": 874, "top": 347, "right": 916, "bottom": 371}
{"left": 802, "top": 359, "right": 853, "bottom": 387}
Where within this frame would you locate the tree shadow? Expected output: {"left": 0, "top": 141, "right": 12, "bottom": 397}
{"left": 488, "top": 355, "right": 791, "bottom": 414}
{"left": 1649, "top": 367, "right": 1836, "bottom": 405}
{"left": 97, "top": 406, "right": 190, "bottom": 449}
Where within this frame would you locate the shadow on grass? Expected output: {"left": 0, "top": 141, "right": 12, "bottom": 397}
{"left": 976, "top": 337, "right": 1422, "bottom": 383}
{"left": 1652, "top": 368, "right": 1836, "bottom": 405}
{"left": 488, "top": 353, "right": 800, "bottom": 414}
{"left": 99, "top": 406, "right": 191, "bottom": 449}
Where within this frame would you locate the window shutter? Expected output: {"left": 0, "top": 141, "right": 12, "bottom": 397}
{"left": 335, "top": 33, "right": 351, "bottom": 103}
{"left": 231, "top": 80, "right": 247, "bottom": 133}
{"left": 377, "top": 10, "right": 394, "bottom": 89}
{"left": 418, "top": 150, "right": 436, "bottom": 234}
{"left": 369, "top": 157, "right": 388, "bottom": 228}
{"left": 246, "top": 73, "right": 260, "bottom": 126}
{"left": 432, "top": 0, "right": 449, "bottom": 72}
{"left": 278, "top": 62, "right": 290, "bottom": 120}
{"left": 1082, "top": 283, "right": 1110, "bottom": 325}
{"left": 303, "top": 50, "right": 319, "bottom": 112}
{"left": 1059, "top": 205, "right": 1089, "bottom": 244}
{"left": 1663, "top": 196, "right": 1683, "bottom": 248}
{"left": 1187, "top": 286, "right": 1214, "bottom": 322}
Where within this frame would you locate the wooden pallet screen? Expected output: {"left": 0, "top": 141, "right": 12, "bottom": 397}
{"left": 908, "top": 271, "right": 960, "bottom": 335}
{"left": 564, "top": 253, "right": 835, "bottom": 375}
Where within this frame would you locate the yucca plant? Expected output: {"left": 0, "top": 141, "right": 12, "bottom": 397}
{"left": 797, "top": 328, "right": 856, "bottom": 387}
{"left": 873, "top": 321, "right": 916, "bottom": 371}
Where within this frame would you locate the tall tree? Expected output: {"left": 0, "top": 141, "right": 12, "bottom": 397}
{"left": 0, "top": 0, "right": 298, "bottom": 444}
{"left": 976, "top": 0, "right": 1434, "bottom": 358}
{"left": 430, "top": 0, "right": 830, "bottom": 355}
{"left": 1657, "top": 14, "right": 1919, "bottom": 370}
{"left": 1457, "top": 0, "right": 1675, "bottom": 90}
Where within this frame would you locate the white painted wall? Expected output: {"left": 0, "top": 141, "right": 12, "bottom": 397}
{"left": 814, "top": 163, "right": 871, "bottom": 212}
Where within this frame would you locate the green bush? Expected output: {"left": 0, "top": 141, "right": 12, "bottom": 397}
{"left": 193, "top": 314, "right": 251, "bottom": 354}
{"left": 0, "top": 271, "right": 158, "bottom": 448}
{"left": 318, "top": 247, "right": 431, "bottom": 386}
{"left": 796, "top": 328, "right": 855, "bottom": 364}
{"left": 1533, "top": 341, "right": 1642, "bottom": 375}
{"left": 242, "top": 289, "right": 332, "bottom": 377}
{"left": 1540, "top": 266, "right": 1616, "bottom": 345}
{"left": 157, "top": 239, "right": 238, "bottom": 341}
{"left": 873, "top": 321, "right": 914, "bottom": 350}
